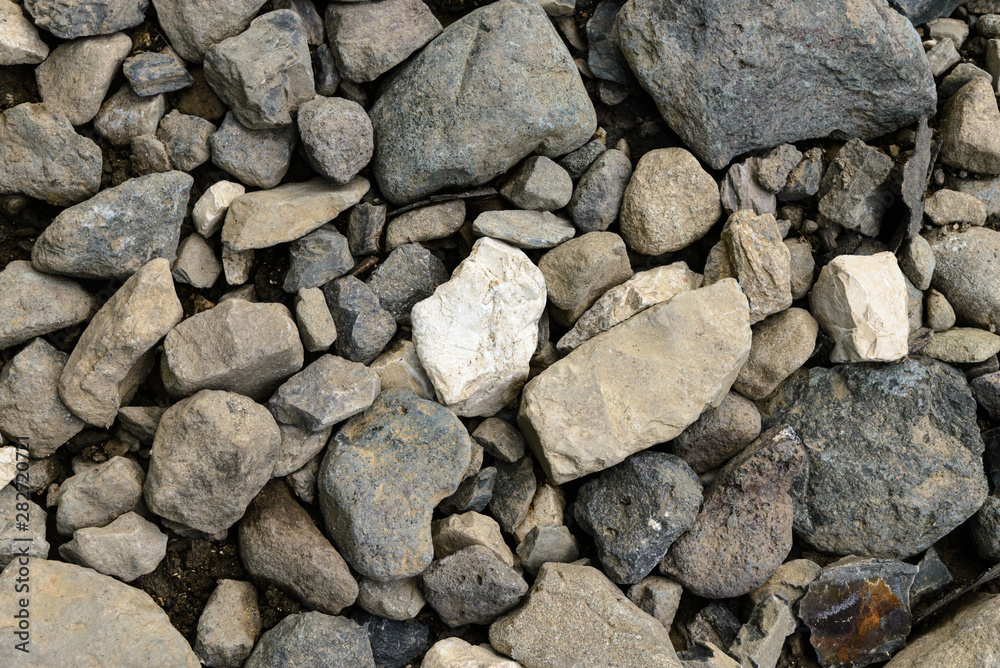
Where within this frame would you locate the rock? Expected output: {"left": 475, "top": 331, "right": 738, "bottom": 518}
{"left": 354, "top": 612, "right": 429, "bottom": 668}
{"left": 586, "top": 0, "right": 632, "bottom": 84}
{"left": 784, "top": 238, "right": 815, "bottom": 300}
{"left": 884, "top": 593, "right": 1000, "bottom": 668}
{"left": 615, "top": 0, "right": 935, "bottom": 170}
{"left": 749, "top": 558, "right": 821, "bottom": 609}
{"left": 939, "top": 78, "right": 1000, "bottom": 175}
{"left": 318, "top": 389, "right": 472, "bottom": 581}
{"left": 538, "top": 231, "right": 631, "bottom": 327}
{"left": 939, "top": 62, "right": 991, "bottom": 98}
{"left": 973, "top": 372, "right": 1000, "bottom": 421}
{"left": 560, "top": 139, "right": 606, "bottom": 178}
{"left": 473, "top": 210, "right": 576, "bottom": 250}
{"left": 520, "top": 280, "right": 751, "bottom": 484}
{"left": 422, "top": 545, "right": 528, "bottom": 627}
{"left": 222, "top": 177, "right": 369, "bottom": 251}
{"left": 59, "top": 512, "right": 166, "bottom": 582}
{"left": 0, "top": 102, "right": 102, "bottom": 206}
{"left": 0, "top": 261, "right": 96, "bottom": 351}
{"left": 412, "top": 238, "right": 546, "bottom": 416}
{"left": 56, "top": 456, "right": 144, "bottom": 535}
{"left": 367, "top": 243, "right": 448, "bottom": 324}
{"left": 385, "top": 201, "right": 466, "bottom": 252}
{"left": 924, "top": 188, "right": 988, "bottom": 225}
{"left": 489, "top": 562, "right": 681, "bottom": 668}
{"left": 628, "top": 577, "right": 683, "bottom": 631}
{"left": 760, "top": 358, "right": 989, "bottom": 558}
{"left": 922, "top": 327, "right": 1000, "bottom": 364}
{"left": 809, "top": 252, "right": 909, "bottom": 363}
{"left": 276, "top": 0, "right": 323, "bottom": 44}
{"left": 729, "top": 594, "right": 796, "bottom": 668}
{"left": 35, "top": 32, "right": 132, "bottom": 126}
{"left": 24, "top": 0, "right": 148, "bottom": 39}
{"left": 325, "top": 0, "right": 441, "bottom": 82}
{"left": 422, "top": 638, "right": 522, "bottom": 668}
{"left": 910, "top": 547, "right": 953, "bottom": 608}
{"left": 501, "top": 156, "right": 574, "bottom": 211}
{"left": 661, "top": 425, "right": 805, "bottom": 599}
{"left": 94, "top": 86, "right": 167, "bottom": 146}
{"left": 473, "top": 418, "right": 527, "bottom": 464}
{"left": 778, "top": 147, "right": 824, "bottom": 202}
{"left": 357, "top": 577, "right": 426, "bottom": 621}
{"left": 370, "top": 340, "right": 435, "bottom": 400}
{"left": 33, "top": 171, "right": 192, "bottom": 281}
{"left": 926, "top": 288, "right": 957, "bottom": 332}
{"left": 439, "top": 466, "right": 497, "bottom": 516}
{"left": 273, "top": 422, "right": 331, "bottom": 477}
{"left": 193, "top": 180, "right": 245, "bottom": 238}
{"left": 349, "top": 202, "right": 387, "bottom": 256}
{"left": 117, "top": 406, "right": 165, "bottom": 444}
{"left": 298, "top": 96, "right": 373, "bottom": 184}
{"left": 893, "top": 0, "right": 963, "bottom": 24}
{"left": 573, "top": 451, "right": 702, "bottom": 584}
{"left": 432, "top": 511, "right": 516, "bottom": 568}
{"left": 131, "top": 134, "right": 172, "bottom": 175}
{"left": 195, "top": 580, "right": 261, "bottom": 668}
{"left": 567, "top": 149, "right": 633, "bottom": 232}
{"left": 927, "top": 37, "right": 961, "bottom": 77}
{"left": 817, "top": 139, "right": 894, "bottom": 237}
{"left": 0, "top": 485, "right": 48, "bottom": 567}
{"left": 0, "top": 559, "right": 200, "bottom": 667}
{"left": 204, "top": 10, "right": 314, "bottom": 130}
{"left": 284, "top": 225, "right": 354, "bottom": 293}
{"left": 295, "top": 288, "right": 338, "bottom": 352}
{"left": 59, "top": 259, "right": 183, "bottom": 427}
{"left": 324, "top": 276, "right": 397, "bottom": 364}
{"left": 172, "top": 234, "right": 221, "bottom": 288}
{"left": 157, "top": 110, "right": 215, "bottom": 171}
{"left": 972, "top": 495, "right": 1000, "bottom": 560}
{"left": 209, "top": 112, "right": 297, "bottom": 189}
{"left": 732, "top": 308, "right": 819, "bottom": 401}
{"left": 720, "top": 158, "right": 777, "bottom": 217}
{"left": 487, "top": 455, "right": 537, "bottom": 534}
{"left": 123, "top": 50, "right": 194, "bottom": 96}
{"left": 671, "top": 391, "right": 762, "bottom": 473}
{"left": 145, "top": 390, "right": 282, "bottom": 534}
{"left": 161, "top": 300, "right": 303, "bottom": 399}
{"left": 0, "top": 0, "right": 48, "bottom": 65}
{"left": 900, "top": 234, "right": 935, "bottom": 292}
{"left": 269, "top": 354, "right": 380, "bottom": 431}
{"left": 244, "top": 612, "right": 375, "bottom": 668}
{"left": 369, "top": 0, "right": 595, "bottom": 204}
{"left": 239, "top": 480, "right": 358, "bottom": 614}
{"left": 685, "top": 602, "right": 742, "bottom": 652}
{"left": 514, "top": 481, "right": 565, "bottom": 542}
{"left": 516, "top": 525, "right": 579, "bottom": 574}
{"left": 152, "top": 0, "right": 267, "bottom": 62}
{"left": 799, "top": 556, "right": 918, "bottom": 667}
{"left": 619, "top": 148, "right": 722, "bottom": 255}
{"left": 757, "top": 144, "right": 802, "bottom": 194}
{"left": 720, "top": 210, "right": 791, "bottom": 323}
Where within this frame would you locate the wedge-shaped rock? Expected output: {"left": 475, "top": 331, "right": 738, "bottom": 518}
{"left": 721, "top": 210, "right": 791, "bottom": 323}
{"left": 59, "top": 259, "right": 183, "bottom": 427}
{"left": 939, "top": 78, "right": 1000, "bottom": 175}
{"left": 268, "top": 354, "right": 380, "bottom": 431}
{"left": 519, "top": 279, "right": 751, "bottom": 484}
{"left": 412, "top": 238, "right": 546, "bottom": 417}
{"left": 0, "top": 261, "right": 96, "bottom": 350}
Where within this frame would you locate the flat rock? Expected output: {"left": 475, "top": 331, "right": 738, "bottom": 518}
{"left": 885, "top": 593, "right": 1000, "bottom": 668}
{"left": 721, "top": 210, "right": 791, "bottom": 323}
{"left": 519, "top": 280, "right": 751, "bottom": 484}
{"left": 369, "top": 0, "right": 595, "bottom": 204}
{"left": 412, "top": 238, "right": 546, "bottom": 416}
{"left": 671, "top": 391, "right": 761, "bottom": 474}
{"left": 0, "top": 0, "right": 48, "bottom": 65}
{"left": 268, "top": 354, "right": 380, "bottom": 431}
{"left": 244, "top": 612, "right": 375, "bottom": 668}
{"left": 567, "top": 149, "right": 632, "bottom": 232}
{"left": 538, "top": 231, "right": 632, "bottom": 327}
{"left": 928, "top": 226, "right": 1000, "bottom": 331}
{"left": 94, "top": 86, "right": 167, "bottom": 146}
{"left": 367, "top": 243, "right": 448, "bottom": 324}
{"left": 385, "top": 200, "right": 466, "bottom": 251}
{"left": 298, "top": 95, "right": 373, "bottom": 184}
{"left": 59, "top": 512, "right": 167, "bottom": 582}
{"left": 294, "top": 288, "right": 338, "bottom": 353}
{"left": 422, "top": 638, "right": 521, "bottom": 668}
{"left": 209, "top": 112, "right": 297, "bottom": 190}
{"left": 324, "top": 276, "right": 397, "bottom": 364}
{"left": 123, "top": 50, "right": 194, "bottom": 96}
{"left": 357, "top": 577, "right": 426, "bottom": 621}
{"left": 55, "top": 455, "right": 144, "bottom": 535}
{"left": 35, "top": 32, "right": 132, "bottom": 125}
{"left": 500, "top": 156, "right": 573, "bottom": 211}
{"left": 195, "top": 580, "right": 261, "bottom": 668}
{"left": 922, "top": 327, "right": 1000, "bottom": 364}
{"left": 284, "top": 224, "right": 354, "bottom": 293}
{"left": 152, "top": 0, "right": 267, "bottom": 62}
{"left": 473, "top": 210, "right": 576, "bottom": 250}
{"left": 817, "top": 139, "right": 894, "bottom": 236}
{"left": 939, "top": 78, "right": 1000, "bottom": 175}
{"left": 615, "top": 0, "right": 935, "bottom": 170}
{"left": 586, "top": 0, "right": 633, "bottom": 84}
{"left": 24, "top": 0, "right": 149, "bottom": 39}
{"left": 0, "top": 261, "right": 95, "bottom": 350}
{"left": 729, "top": 594, "right": 796, "bottom": 668}
{"left": 732, "top": 308, "right": 819, "bottom": 400}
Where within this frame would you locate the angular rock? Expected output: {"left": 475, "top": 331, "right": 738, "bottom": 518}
{"left": 514, "top": 481, "right": 565, "bottom": 542}
{"left": 910, "top": 547, "right": 953, "bottom": 608}
{"left": 757, "top": 144, "right": 802, "bottom": 194}
{"left": 628, "top": 576, "right": 683, "bottom": 631}
{"left": 728, "top": 594, "right": 796, "bottom": 668}
{"left": 972, "top": 495, "right": 1000, "bottom": 560}
{"left": 939, "top": 78, "right": 1000, "bottom": 175}
{"left": 370, "top": 340, "right": 435, "bottom": 400}
{"left": 778, "top": 147, "right": 824, "bottom": 202}
{"left": 295, "top": 288, "right": 338, "bottom": 352}
{"left": 0, "top": 0, "right": 48, "bottom": 65}
{"left": 784, "top": 237, "right": 815, "bottom": 300}
{"left": 269, "top": 354, "right": 380, "bottom": 431}
{"left": 487, "top": 455, "right": 537, "bottom": 535}
{"left": 195, "top": 579, "right": 261, "bottom": 668}
{"left": 720, "top": 158, "right": 776, "bottom": 217}
{"left": 157, "top": 110, "right": 215, "bottom": 171}
{"left": 324, "top": 276, "right": 397, "bottom": 364}
{"left": 473, "top": 418, "right": 527, "bottom": 464}
{"left": 929, "top": 227, "right": 1000, "bottom": 331}
{"left": 721, "top": 210, "right": 791, "bottom": 323}
{"left": 273, "top": 422, "right": 331, "bottom": 478}
{"left": 560, "top": 139, "right": 605, "bottom": 178}
{"left": 123, "top": 50, "right": 194, "bottom": 96}
{"left": 298, "top": 95, "right": 373, "bottom": 184}
{"left": 749, "top": 558, "right": 821, "bottom": 610}
{"left": 56, "top": 455, "right": 144, "bottom": 535}
{"left": 0, "top": 261, "right": 96, "bottom": 351}
{"left": 131, "top": 133, "right": 172, "bottom": 175}
{"left": 35, "top": 32, "right": 132, "bottom": 126}
{"left": 172, "top": 234, "right": 221, "bottom": 288}
{"left": 817, "top": 139, "right": 894, "bottom": 237}
{"left": 0, "top": 485, "right": 48, "bottom": 567}
{"left": 357, "top": 577, "right": 426, "bottom": 621}
{"left": 884, "top": 593, "right": 1000, "bottom": 668}
{"left": 193, "top": 182, "right": 245, "bottom": 239}
{"left": 94, "top": 86, "right": 167, "bottom": 146}
{"left": 385, "top": 200, "right": 466, "bottom": 252}
{"left": 209, "top": 112, "right": 297, "bottom": 190}
{"left": 422, "top": 638, "right": 522, "bottom": 668}
{"left": 244, "top": 612, "right": 375, "bottom": 668}
{"left": 922, "top": 327, "right": 1000, "bottom": 364}
{"left": 927, "top": 37, "right": 961, "bottom": 77}
{"left": 516, "top": 525, "right": 579, "bottom": 574}
{"left": 367, "top": 243, "right": 448, "bottom": 324}
{"left": 538, "top": 231, "right": 631, "bottom": 327}
{"left": 924, "top": 188, "right": 988, "bottom": 226}
{"left": 353, "top": 612, "right": 429, "bottom": 668}
{"left": 567, "top": 149, "right": 632, "bottom": 232}
{"left": 152, "top": 0, "right": 267, "bottom": 63}
{"left": 59, "top": 512, "right": 167, "bottom": 582}
{"left": 349, "top": 202, "right": 387, "bottom": 256}
{"left": 24, "top": 0, "right": 149, "bottom": 39}
{"left": 671, "top": 391, "right": 762, "bottom": 473}
{"left": 732, "top": 308, "right": 819, "bottom": 401}
{"left": 939, "top": 62, "right": 991, "bottom": 99}
{"left": 284, "top": 225, "right": 354, "bottom": 293}
{"left": 473, "top": 210, "right": 576, "bottom": 250}
{"left": 501, "top": 156, "right": 574, "bottom": 211}
{"left": 432, "top": 511, "right": 515, "bottom": 568}
{"left": 422, "top": 545, "right": 528, "bottom": 627}
{"left": 439, "top": 467, "right": 497, "bottom": 516}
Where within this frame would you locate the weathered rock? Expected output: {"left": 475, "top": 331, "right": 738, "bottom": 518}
{"left": 193, "top": 182, "right": 245, "bottom": 239}
{"left": 272, "top": 422, "right": 331, "bottom": 478}
{"left": 619, "top": 148, "right": 721, "bottom": 255}
{"left": 924, "top": 188, "right": 988, "bottom": 226}
{"left": 627, "top": 576, "right": 683, "bottom": 631}
{"left": 817, "top": 139, "right": 894, "bottom": 237}
{"left": 324, "top": 276, "right": 397, "bottom": 364}
{"left": 385, "top": 201, "right": 466, "bottom": 252}
{"left": 367, "top": 243, "right": 448, "bottom": 324}
{"left": 162, "top": 300, "right": 303, "bottom": 399}
{"left": 284, "top": 225, "right": 354, "bottom": 293}
{"left": 24, "top": 0, "right": 149, "bottom": 39}
{"left": 357, "top": 577, "right": 426, "bottom": 621}
{"left": 473, "top": 418, "right": 526, "bottom": 464}
{"left": 295, "top": 288, "right": 338, "bottom": 352}
{"left": 487, "top": 456, "right": 537, "bottom": 535}
{"left": 661, "top": 425, "right": 805, "bottom": 599}
{"left": 432, "top": 511, "right": 515, "bottom": 568}
{"left": 910, "top": 547, "right": 953, "bottom": 609}
{"left": 514, "top": 481, "right": 565, "bottom": 542}
{"left": 538, "top": 231, "right": 631, "bottom": 327}
{"left": 972, "top": 495, "right": 1000, "bottom": 560}
{"left": 422, "top": 545, "right": 527, "bottom": 628}
{"left": 244, "top": 612, "right": 375, "bottom": 668}
{"left": 922, "top": 327, "right": 1000, "bottom": 364}
{"left": 94, "top": 86, "right": 167, "bottom": 146}
{"left": 370, "top": 340, "right": 435, "bottom": 400}
{"left": 0, "top": 102, "right": 102, "bottom": 206}
{"left": 778, "top": 147, "right": 824, "bottom": 202}
{"left": 884, "top": 593, "right": 1000, "bottom": 668}
{"left": 0, "top": 0, "right": 48, "bottom": 65}
{"left": 440, "top": 466, "right": 497, "bottom": 516}
{"left": 157, "top": 110, "right": 215, "bottom": 171}
{"left": 560, "top": 138, "right": 605, "bottom": 178}
{"left": 123, "top": 50, "right": 194, "bottom": 96}
{"left": 59, "top": 512, "right": 166, "bottom": 582}
{"left": 729, "top": 594, "right": 796, "bottom": 668}
{"left": 926, "top": 288, "right": 957, "bottom": 332}
{"left": 615, "top": 0, "right": 935, "bottom": 170}
{"left": 586, "top": 0, "right": 632, "bottom": 84}
{"left": 0, "top": 559, "right": 200, "bottom": 667}
{"left": 0, "top": 485, "right": 48, "bottom": 567}
{"left": 298, "top": 95, "right": 373, "bottom": 184}
{"left": 318, "top": 389, "right": 472, "bottom": 581}
{"left": 349, "top": 202, "right": 387, "bottom": 256}
{"left": 516, "top": 525, "right": 579, "bottom": 574}
{"left": 152, "top": 0, "right": 267, "bottom": 62}
{"left": 749, "top": 558, "right": 821, "bottom": 610}
{"left": 172, "top": 234, "right": 221, "bottom": 288}
{"left": 35, "top": 32, "right": 132, "bottom": 125}
{"left": 567, "top": 149, "right": 632, "bottom": 232}
{"left": 0, "top": 261, "right": 96, "bottom": 351}
{"left": 56, "top": 455, "right": 144, "bottom": 535}
{"left": 369, "top": 0, "right": 595, "bottom": 204}
{"left": 353, "top": 612, "right": 430, "bottom": 668}
{"left": 412, "top": 238, "right": 546, "bottom": 416}
{"left": 757, "top": 144, "right": 802, "bottom": 194}
{"left": 732, "top": 308, "right": 818, "bottom": 401}
{"left": 269, "top": 354, "right": 380, "bottom": 431}
{"left": 422, "top": 638, "right": 522, "bottom": 668}
{"left": 784, "top": 237, "right": 815, "bottom": 300}
{"left": 222, "top": 177, "right": 369, "bottom": 251}
{"left": 928, "top": 227, "right": 1000, "bottom": 331}
{"left": 760, "top": 358, "right": 989, "bottom": 558}
{"left": 195, "top": 579, "right": 261, "bottom": 668}
{"left": 720, "top": 158, "right": 776, "bottom": 217}
{"left": 939, "top": 62, "right": 991, "bottom": 99}
{"left": 209, "top": 112, "right": 297, "bottom": 189}
{"left": 131, "top": 133, "right": 172, "bottom": 175}
{"left": 939, "top": 78, "right": 1000, "bottom": 175}
{"left": 721, "top": 210, "right": 791, "bottom": 323}
{"left": 520, "top": 280, "right": 751, "bottom": 484}
{"left": 671, "top": 391, "right": 761, "bottom": 473}
{"left": 489, "top": 562, "right": 681, "bottom": 668}
{"left": 900, "top": 234, "right": 935, "bottom": 293}
{"left": 501, "top": 156, "right": 574, "bottom": 211}
{"left": 145, "top": 390, "right": 282, "bottom": 534}
{"left": 59, "top": 259, "right": 183, "bottom": 427}
{"left": 473, "top": 210, "right": 576, "bottom": 250}
{"left": 927, "top": 37, "right": 961, "bottom": 77}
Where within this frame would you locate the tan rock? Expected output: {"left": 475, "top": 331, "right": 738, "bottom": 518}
{"left": 193, "top": 179, "right": 245, "bottom": 237}
{"left": 733, "top": 308, "right": 819, "bottom": 400}
{"left": 385, "top": 200, "right": 466, "bottom": 251}
{"left": 370, "top": 340, "right": 435, "bottom": 400}
{"left": 172, "top": 234, "right": 221, "bottom": 288}
{"left": 784, "top": 237, "right": 815, "bottom": 300}
{"left": 357, "top": 577, "right": 425, "bottom": 621}
{"left": 221, "top": 246, "right": 254, "bottom": 286}
{"left": 514, "top": 482, "right": 566, "bottom": 542}
{"left": 422, "top": 638, "right": 523, "bottom": 668}
{"left": 921, "top": 327, "right": 1000, "bottom": 363}
{"left": 721, "top": 210, "right": 792, "bottom": 323}
{"left": 939, "top": 78, "right": 1000, "bottom": 175}
{"left": 924, "top": 188, "right": 988, "bottom": 226}
{"left": 748, "top": 558, "right": 822, "bottom": 607}
{"left": 432, "top": 511, "right": 516, "bottom": 568}
{"left": 627, "top": 576, "right": 683, "bottom": 631}
{"left": 0, "top": 260, "right": 97, "bottom": 350}
{"left": 884, "top": 594, "right": 1000, "bottom": 668}
{"left": 537, "top": 231, "right": 632, "bottom": 326}
{"left": 294, "top": 287, "right": 337, "bottom": 352}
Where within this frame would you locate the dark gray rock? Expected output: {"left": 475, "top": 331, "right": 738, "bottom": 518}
{"left": 438, "top": 466, "right": 496, "bottom": 515}
{"left": 567, "top": 148, "right": 632, "bottom": 232}
{"left": 151, "top": 0, "right": 267, "bottom": 63}
{"left": 973, "top": 495, "right": 1000, "bottom": 560}
{"left": 488, "top": 455, "right": 537, "bottom": 534}
{"left": 574, "top": 451, "right": 702, "bottom": 584}
{"left": 32, "top": 171, "right": 192, "bottom": 280}
{"left": 472, "top": 417, "right": 526, "bottom": 463}
{"left": 421, "top": 545, "right": 529, "bottom": 627}
{"left": 318, "top": 389, "right": 472, "bottom": 581}
{"left": 244, "top": 612, "right": 375, "bottom": 668}
{"left": 323, "top": 276, "right": 397, "bottom": 364}
{"left": 131, "top": 134, "right": 172, "bottom": 175}
{"left": 817, "top": 139, "right": 894, "bottom": 237}
{"left": 284, "top": 225, "right": 354, "bottom": 293}
{"left": 298, "top": 96, "right": 373, "bottom": 184}
{"left": 94, "top": 86, "right": 167, "bottom": 146}
{"left": 891, "top": 0, "right": 963, "bottom": 25}
{"left": 349, "top": 202, "right": 388, "bottom": 256}
{"left": 353, "top": 613, "right": 430, "bottom": 668}
{"left": 369, "top": 0, "right": 595, "bottom": 204}
{"left": 204, "top": 10, "right": 315, "bottom": 130}
{"left": 720, "top": 158, "right": 776, "bottom": 216}
{"left": 616, "top": 0, "right": 936, "bottom": 170}
{"left": 685, "top": 602, "right": 742, "bottom": 651}
{"left": 24, "top": 0, "right": 149, "bottom": 39}
{"left": 671, "top": 391, "right": 762, "bottom": 474}
{"left": 366, "top": 243, "right": 448, "bottom": 324}
{"left": 268, "top": 354, "right": 380, "bottom": 431}
{"left": 910, "top": 546, "right": 953, "bottom": 607}
{"left": 314, "top": 44, "right": 341, "bottom": 96}
{"left": 156, "top": 110, "right": 215, "bottom": 172}
{"left": 778, "top": 147, "right": 823, "bottom": 202}
{"left": 276, "top": 0, "right": 323, "bottom": 44}
{"left": 586, "top": 0, "right": 633, "bottom": 85}
{"left": 123, "top": 51, "right": 194, "bottom": 96}
{"left": 0, "top": 261, "right": 95, "bottom": 351}
{"left": 56, "top": 456, "right": 144, "bottom": 536}
{"left": 209, "top": 112, "right": 296, "bottom": 189}
{"left": 59, "top": 512, "right": 167, "bottom": 582}
{"left": 760, "top": 358, "right": 989, "bottom": 559}
{"left": 560, "top": 139, "right": 606, "bottom": 178}
{"left": 972, "top": 371, "right": 1000, "bottom": 420}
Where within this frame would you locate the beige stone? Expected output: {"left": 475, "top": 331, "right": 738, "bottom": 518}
{"left": 172, "top": 234, "right": 221, "bottom": 289}
{"left": 0, "top": 0, "right": 48, "bottom": 65}
{"left": 357, "top": 577, "right": 425, "bottom": 621}
{"left": 294, "top": 287, "right": 337, "bottom": 352}
{"left": 627, "top": 576, "right": 683, "bottom": 631}
{"left": 514, "top": 482, "right": 566, "bottom": 542}
{"left": 537, "top": 231, "right": 632, "bottom": 326}
{"left": 432, "top": 511, "right": 516, "bottom": 568}
{"left": 939, "top": 78, "right": 1000, "bottom": 175}
{"left": 721, "top": 210, "right": 792, "bottom": 323}
{"left": 748, "top": 558, "right": 821, "bottom": 607}
{"left": 785, "top": 237, "right": 815, "bottom": 300}
{"left": 385, "top": 200, "right": 466, "bottom": 251}
{"left": 422, "top": 638, "right": 523, "bottom": 668}
{"left": 193, "top": 180, "right": 245, "bottom": 237}
{"left": 884, "top": 594, "right": 1000, "bottom": 668}
{"left": 924, "top": 188, "right": 988, "bottom": 226}
{"left": 921, "top": 327, "right": 1000, "bottom": 364}
{"left": 370, "top": 340, "right": 435, "bottom": 400}
{"left": 221, "top": 246, "right": 253, "bottom": 286}
{"left": 733, "top": 308, "right": 819, "bottom": 400}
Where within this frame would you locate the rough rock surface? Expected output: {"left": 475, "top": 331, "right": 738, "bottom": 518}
{"left": 123, "top": 50, "right": 194, "bottom": 96}
{"left": 421, "top": 545, "right": 528, "bottom": 626}
{"left": 732, "top": 308, "right": 819, "bottom": 400}
{"left": 366, "top": 243, "right": 447, "bottom": 324}
{"left": 357, "top": 577, "right": 426, "bottom": 621}
{"left": 385, "top": 201, "right": 466, "bottom": 252}
{"left": 195, "top": 579, "right": 261, "bottom": 668}
{"left": 473, "top": 210, "right": 576, "bottom": 250}
{"left": 537, "top": 231, "right": 632, "bottom": 327}
{"left": 324, "top": 276, "right": 397, "bottom": 364}
{"left": 939, "top": 77, "right": 1000, "bottom": 175}
{"left": 922, "top": 327, "right": 1000, "bottom": 364}
{"left": 501, "top": 156, "right": 574, "bottom": 211}
{"left": 157, "top": 111, "right": 215, "bottom": 171}
{"left": 59, "top": 512, "right": 167, "bottom": 582}
{"left": 422, "top": 638, "right": 521, "bottom": 668}
{"left": 209, "top": 113, "right": 296, "bottom": 190}
{"left": 24, "top": 0, "right": 149, "bottom": 39}
{"left": 94, "top": 86, "right": 167, "bottom": 146}
{"left": 55, "top": 456, "right": 145, "bottom": 535}
{"left": 152, "top": 0, "right": 267, "bottom": 62}
{"left": 35, "top": 32, "right": 132, "bottom": 126}
{"left": 244, "top": 612, "right": 375, "bottom": 668}
{"left": 0, "top": 261, "right": 96, "bottom": 350}
{"left": 0, "top": 0, "right": 48, "bottom": 65}
{"left": 928, "top": 226, "right": 1000, "bottom": 331}
{"left": 816, "top": 139, "right": 894, "bottom": 237}
{"left": 720, "top": 210, "right": 791, "bottom": 323}
{"left": 370, "top": 340, "right": 435, "bottom": 401}
{"left": 298, "top": 95, "right": 373, "bottom": 184}
{"left": 284, "top": 225, "right": 354, "bottom": 293}
{"left": 268, "top": 354, "right": 380, "bottom": 431}
{"left": 671, "top": 391, "right": 761, "bottom": 474}
{"left": 884, "top": 593, "right": 1000, "bottom": 668}
{"left": 567, "top": 149, "right": 632, "bottom": 233}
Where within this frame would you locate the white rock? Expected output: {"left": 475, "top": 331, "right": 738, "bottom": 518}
{"left": 809, "top": 252, "right": 909, "bottom": 363}
{"left": 193, "top": 180, "right": 245, "bottom": 237}
{"left": 557, "top": 262, "right": 702, "bottom": 352}
{"left": 172, "top": 234, "right": 221, "bottom": 288}
{"left": 0, "top": 447, "right": 16, "bottom": 489}
{"left": 411, "top": 238, "right": 546, "bottom": 417}
{"left": 0, "top": 0, "right": 48, "bottom": 65}
{"left": 222, "top": 246, "right": 253, "bottom": 285}
{"left": 421, "top": 638, "right": 523, "bottom": 668}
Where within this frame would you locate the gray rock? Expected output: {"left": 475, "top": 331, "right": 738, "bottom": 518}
{"left": 721, "top": 210, "right": 791, "bottom": 323}
{"left": 729, "top": 594, "right": 796, "bottom": 668}
{"left": 421, "top": 545, "right": 528, "bottom": 627}
{"left": 0, "top": 485, "right": 48, "bottom": 567}
{"left": 286, "top": 453, "right": 321, "bottom": 504}
{"left": 354, "top": 613, "right": 430, "bottom": 668}
{"left": 59, "top": 512, "right": 167, "bottom": 582}
{"left": 0, "top": 559, "right": 200, "bottom": 667}
{"left": 24, "top": 0, "right": 149, "bottom": 39}
{"left": 0, "top": 261, "right": 95, "bottom": 351}
{"left": 273, "top": 423, "right": 331, "bottom": 477}
{"left": 275, "top": 0, "right": 323, "bottom": 44}
{"left": 627, "top": 576, "right": 683, "bottom": 631}
{"left": 926, "top": 288, "right": 957, "bottom": 332}
{"left": 517, "top": 524, "right": 579, "bottom": 574}
{"left": 732, "top": 308, "right": 819, "bottom": 401}
{"left": 0, "top": 0, "right": 49, "bottom": 65}
{"left": 616, "top": 0, "right": 935, "bottom": 170}
{"left": 928, "top": 226, "right": 1000, "bottom": 332}
{"left": 152, "top": 0, "right": 267, "bottom": 63}
{"left": 488, "top": 455, "right": 537, "bottom": 534}
{"left": 35, "top": 32, "right": 132, "bottom": 125}
{"left": 671, "top": 391, "right": 762, "bottom": 473}
{"left": 117, "top": 407, "right": 165, "bottom": 444}
{"left": 927, "top": 36, "right": 961, "bottom": 77}
{"left": 567, "top": 148, "right": 632, "bottom": 233}
{"left": 924, "top": 188, "right": 988, "bottom": 226}
{"left": 314, "top": 43, "right": 341, "bottom": 96}
{"left": 0, "top": 102, "right": 102, "bottom": 206}
{"left": 318, "top": 389, "right": 472, "bottom": 581}
{"left": 239, "top": 480, "right": 358, "bottom": 613}
{"left": 817, "top": 139, "right": 894, "bottom": 237}
{"left": 760, "top": 358, "right": 989, "bottom": 558}
{"left": 131, "top": 134, "right": 172, "bottom": 175}
{"left": 586, "top": 0, "right": 633, "bottom": 84}
{"left": 500, "top": 156, "right": 574, "bottom": 211}
{"left": 32, "top": 171, "right": 192, "bottom": 281}
{"left": 294, "top": 287, "right": 338, "bottom": 352}
{"left": 439, "top": 466, "right": 496, "bottom": 516}
{"left": 784, "top": 237, "right": 815, "bottom": 300}
{"left": 777, "top": 147, "right": 824, "bottom": 202}
{"left": 719, "top": 158, "right": 776, "bottom": 217}
{"left": 323, "top": 276, "right": 397, "bottom": 364}
{"left": 283, "top": 225, "right": 354, "bottom": 293}
{"left": 209, "top": 112, "right": 296, "bottom": 189}
{"left": 971, "top": 495, "right": 1000, "bottom": 560}
{"left": 432, "top": 510, "right": 515, "bottom": 568}
{"left": 357, "top": 577, "right": 426, "bottom": 621}
{"left": 59, "top": 259, "right": 183, "bottom": 427}
{"left": 123, "top": 50, "right": 194, "bottom": 96}
{"left": 892, "top": 0, "right": 963, "bottom": 24}
{"left": 472, "top": 210, "right": 576, "bottom": 249}
{"left": 370, "top": 0, "right": 595, "bottom": 204}
{"left": 472, "top": 417, "right": 526, "bottom": 463}
{"left": 349, "top": 202, "right": 387, "bottom": 256}
{"left": 325, "top": 0, "right": 441, "bottom": 82}
{"left": 757, "top": 144, "right": 802, "bottom": 194}
{"left": 921, "top": 327, "right": 1000, "bottom": 364}
{"left": 269, "top": 354, "right": 380, "bottom": 431}
{"left": 538, "top": 231, "right": 632, "bottom": 326}
{"left": 939, "top": 78, "right": 1000, "bottom": 175}
{"left": 162, "top": 300, "right": 304, "bottom": 399}
{"left": 156, "top": 110, "right": 215, "bottom": 171}
{"left": 56, "top": 456, "right": 144, "bottom": 535}
{"left": 574, "top": 451, "right": 702, "bottom": 584}
{"left": 298, "top": 95, "right": 373, "bottom": 184}
{"left": 94, "top": 86, "right": 167, "bottom": 146}
{"left": 367, "top": 243, "right": 448, "bottom": 324}
{"left": 172, "top": 234, "right": 222, "bottom": 288}
{"left": 910, "top": 547, "right": 953, "bottom": 609}
{"left": 385, "top": 200, "right": 466, "bottom": 251}
{"left": 560, "top": 138, "right": 605, "bottom": 178}
{"left": 195, "top": 580, "right": 261, "bottom": 668}
{"left": 204, "top": 10, "right": 315, "bottom": 130}
{"left": 900, "top": 234, "right": 935, "bottom": 291}
{"left": 245, "top": 612, "right": 375, "bottom": 668}
{"left": 939, "top": 62, "right": 991, "bottom": 100}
